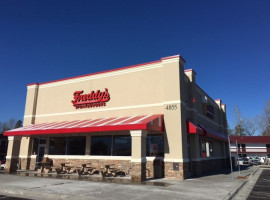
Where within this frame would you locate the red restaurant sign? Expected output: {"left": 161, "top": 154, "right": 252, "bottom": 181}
{"left": 72, "top": 88, "right": 110, "bottom": 109}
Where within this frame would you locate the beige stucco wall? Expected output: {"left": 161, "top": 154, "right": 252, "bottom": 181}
{"left": 21, "top": 55, "right": 227, "bottom": 163}
{"left": 25, "top": 62, "right": 165, "bottom": 123}
{"left": 21, "top": 56, "right": 187, "bottom": 162}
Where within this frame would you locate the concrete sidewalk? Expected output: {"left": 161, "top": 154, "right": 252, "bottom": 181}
{"left": 0, "top": 166, "right": 260, "bottom": 200}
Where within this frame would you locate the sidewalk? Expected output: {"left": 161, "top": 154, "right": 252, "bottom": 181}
{"left": 0, "top": 166, "right": 260, "bottom": 200}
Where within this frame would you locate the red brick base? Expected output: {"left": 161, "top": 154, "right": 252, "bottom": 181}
{"left": 146, "top": 159, "right": 164, "bottom": 178}
{"left": 20, "top": 158, "right": 31, "bottom": 170}
{"left": 164, "top": 162, "right": 189, "bottom": 180}
{"left": 5, "top": 158, "right": 18, "bottom": 173}
{"left": 30, "top": 157, "right": 37, "bottom": 170}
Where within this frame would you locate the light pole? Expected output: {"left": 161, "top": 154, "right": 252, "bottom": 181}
{"left": 228, "top": 136, "right": 234, "bottom": 180}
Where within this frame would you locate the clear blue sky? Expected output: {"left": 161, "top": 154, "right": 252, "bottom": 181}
{"left": 0, "top": 0, "right": 269, "bottom": 130}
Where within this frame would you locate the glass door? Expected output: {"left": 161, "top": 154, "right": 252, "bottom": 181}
{"left": 37, "top": 144, "right": 46, "bottom": 162}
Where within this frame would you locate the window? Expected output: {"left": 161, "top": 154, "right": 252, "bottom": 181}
{"left": 49, "top": 137, "right": 67, "bottom": 155}
{"left": 146, "top": 135, "right": 164, "bottom": 157}
{"left": 266, "top": 144, "right": 270, "bottom": 153}
{"left": 32, "top": 138, "right": 39, "bottom": 155}
{"left": 90, "top": 135, "right": 164, "bottom": 157}
{"left": 91, "top": 136, "right": 112, "bottom": 155}
{"left": 66, "top": 137, "right": 86, "bottom": 155}
{"left": 201, "top": 140, "right": 206, "bottom": 157}
{"left": 49, "top": 137, "right": 86, "bottom": 155}
{"left": 32, "top": 137, "right": 46, "bottom": 155}
{"left": 112, "top": 136, "right": 131, "bottom": 156}
{"left": 91, "top": 135, "right": 131, "bottom": 156}
{"left": 209, "top": 141, "right": 213, "bottom": 156}
{"left": 201, "top": 139, "right": 213, "bottom": 157}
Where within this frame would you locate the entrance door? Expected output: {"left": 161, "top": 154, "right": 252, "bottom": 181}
{"left": 37, "top": 144, "right": 46, "bottom": 162}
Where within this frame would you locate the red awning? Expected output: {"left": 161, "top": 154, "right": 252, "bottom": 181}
{"left": 4, "top": 115, "right": 164, "bottom": 136}
{"left": 187, "top": 121, "right": 203, "bottom": 135}
{"left": 198, "top": 124, "right": 228, "bottom": 142}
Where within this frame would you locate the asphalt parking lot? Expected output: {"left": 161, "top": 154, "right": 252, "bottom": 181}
{"left": 247, "top": 169, "right": 270, "bottom": 200}
{"left": 0, "top": 166, "right": 262, "bottom": 200}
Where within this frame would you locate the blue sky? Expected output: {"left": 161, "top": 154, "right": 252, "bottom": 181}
{"left": 0, "top": 0, "right": 269, "bottom": 130}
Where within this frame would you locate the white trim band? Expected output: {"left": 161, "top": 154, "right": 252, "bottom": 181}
{"left": 164, "top": 158, "right": 190, "bottom": 163}
{"left": 131, "top": 157, "right": 147, "bottom": 163}
{"left": 46, "top": 155, "right": 131, "bottom": 160}
{"left": 24, "top": 100, "right": 181, "bottom": 119}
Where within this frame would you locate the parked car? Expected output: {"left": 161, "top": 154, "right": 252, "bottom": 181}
{"left": 259, "top": 157, "right": 266, "bottom": 164}
{"left": 237, "top": 158, "right": 244, "bottom": 165}
{"left": 250, "top": 157, "right": 260, "bottom": 165}
{"left": 0, "top": 163, "right": 5, "bottom": 170}
{"left": 243, "top": 157, "right": 250, "bottom": 165}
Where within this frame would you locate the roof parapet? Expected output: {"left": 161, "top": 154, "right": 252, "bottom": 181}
{"left": 184, "top": 69, "right": 196, "bottom": 83}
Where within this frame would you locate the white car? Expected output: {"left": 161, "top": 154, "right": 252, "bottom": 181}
{"left": 237, "top": 158, "right": 244, "bottom": 165}
{"left": 0, "top": 164, "right": 5, "bottom": 170}
{"left": 259, "top": 157, "right": 266, "bottom": 164}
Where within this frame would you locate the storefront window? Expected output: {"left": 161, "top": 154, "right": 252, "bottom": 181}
{"left": 209, "top": 141, "right": 213, "bottom": 156}
{"left": 49, "top": 137, "right": 66, "bottom": 155}
{"left": 91, "top": 135, "right": 131, "bottom": 156}
{"left": 112, "top": 136, "right": 131, "bottom": 156}
{"left": 91, "top": 136, "right": 112, "bottom": 155}
{"left": 146, "top": 135, "right": 164, "bottom": 157}
{"left": 32, "top": 138, "right": 39, "bottom": 155}
{"left": 201, "top": 139, "right": 213, "bottom": 157}
{"left": 32, "top": 137, "right": 46, "bottom": 155}
{"left": 49, "top": 136, "right": 86, "bottom": 155}
{"left": 66, "top": 137, "right": 86, "bottom": 155}
{"left": 201, "top": 139, "right": 206, "bottom": 157}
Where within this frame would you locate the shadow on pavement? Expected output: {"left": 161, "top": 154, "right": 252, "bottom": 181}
{"left": 0, "top": 195, "right": 32, "bottom": 200}
{"left": 193, "top": 165, "right": 253, "bottom": 178}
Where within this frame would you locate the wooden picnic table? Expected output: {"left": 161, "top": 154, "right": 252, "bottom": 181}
{"left": 102, "top": 164, "right": 119, "bottom": 177}
{"left": 51, "top": 162, "right": 71, "bottom": 174}
{"left": 51, "top": 162, "right": 97, "bottom": 176}
{"left": 36, "top": 161, "right": 53, "bottom": 173}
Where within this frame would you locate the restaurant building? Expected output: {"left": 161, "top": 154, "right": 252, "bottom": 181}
{"left": 4, "top": 55, "right": 229, "bottom": 181}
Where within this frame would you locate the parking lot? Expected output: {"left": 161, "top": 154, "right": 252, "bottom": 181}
{"left": 247, "top": 169, "right": 270, "bottom": 200}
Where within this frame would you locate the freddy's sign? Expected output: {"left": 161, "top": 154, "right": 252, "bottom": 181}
{"left": 71, "top": 88, "right": 110, "bottom": 109}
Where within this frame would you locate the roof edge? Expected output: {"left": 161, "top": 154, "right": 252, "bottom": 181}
{"left": 27, "top": 59, "right": 163, "bottom": 87}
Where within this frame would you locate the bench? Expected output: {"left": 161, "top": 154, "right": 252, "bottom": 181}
{"left": 36, "top": 157, "right": 53, "bottom": 173}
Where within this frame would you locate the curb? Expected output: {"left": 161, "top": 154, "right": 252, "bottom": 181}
{"left": 224, "top": 180, "right": 248, "bottom": 200}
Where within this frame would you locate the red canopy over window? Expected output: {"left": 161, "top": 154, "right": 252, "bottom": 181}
{"left": 186, "top": 121, "right": 203, "bottom": 135}
{"left": 4, "top": 115, "right": 164, "bottom": 136}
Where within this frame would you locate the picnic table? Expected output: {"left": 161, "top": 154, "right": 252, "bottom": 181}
{"left": 102, "top": 164, "right": 119, "bottom": 177}
{"left": 51, "top": 162, "right": 70, "bottom": 174}
{"left": 53, "top": 162, "right": 96, "bottom": 175}
{"left": 81, "top": 163, "right": 96, "bottom": 175}
{"left": 36, "top": 158, "right": 53, "bottom": 173}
